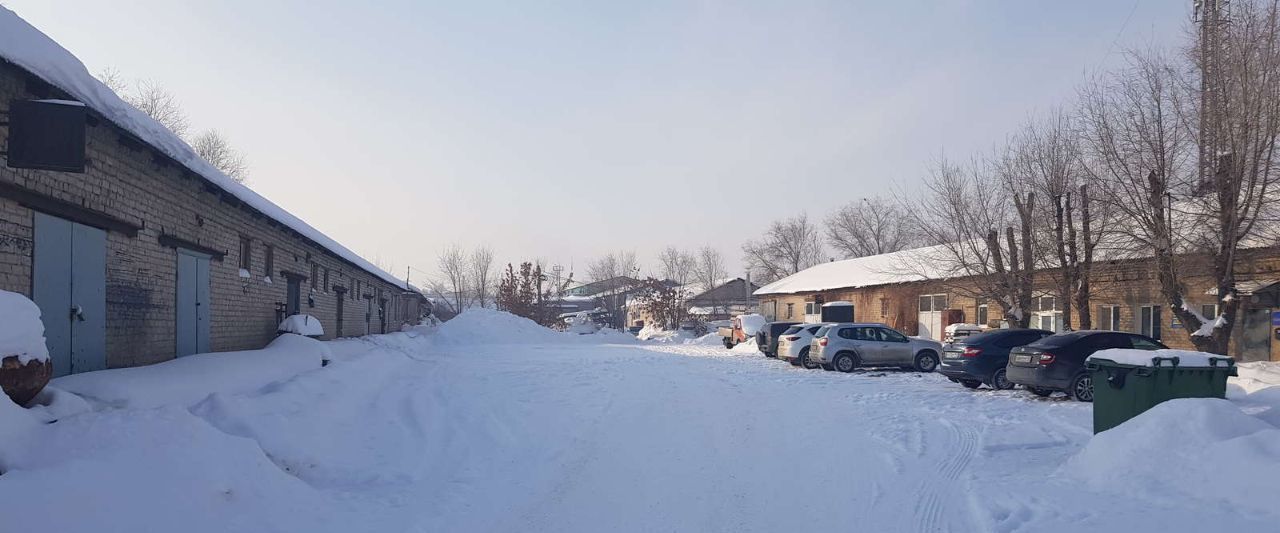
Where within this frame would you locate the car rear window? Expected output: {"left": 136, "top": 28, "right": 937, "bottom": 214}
{"left": 1032, "top": 330, "right": 1093, "bottom": 348}
{"left": 806, "top": 326, "right": 822, "bottom": 334}
{"left": 781, "top": 326, "right": 803, "bottom": 335}
{"left": 814, "top": 326, "right": 831, "bottom": 337}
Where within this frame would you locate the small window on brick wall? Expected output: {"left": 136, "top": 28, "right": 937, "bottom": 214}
{"left": 239, "top": 237, "right": 252, "bottom": 271}
{"left": 311, "top": 264, "right": 319, "bottom": 289}
{"left": 264, "top": 245, "right": 274, "bottom": 278}
{"left": 880, "top": 298, "right": 889, "bottom": 317}
{"left": 323, "top": 268, "right": 330, "bottom": 292}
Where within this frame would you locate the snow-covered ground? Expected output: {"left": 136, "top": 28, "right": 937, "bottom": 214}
{"left": 2, "top": 311, "right": 1278, "bottom": 532}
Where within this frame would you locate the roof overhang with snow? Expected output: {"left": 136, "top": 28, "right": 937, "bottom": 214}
{"left": 0, "top": 7, "right": 417, "bottom": 294}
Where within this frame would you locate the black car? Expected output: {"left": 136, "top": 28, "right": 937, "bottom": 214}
{"left": 755, "top": 321, "right": 800, "bottom": 357}
{"left": 1006, "top": 330, "right": 1167, "bottom": 402}
{"left": 938, "top": 328, "right": 1053, "bottom": 390}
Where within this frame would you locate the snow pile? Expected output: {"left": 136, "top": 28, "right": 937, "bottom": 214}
{"left": 1233, "top": 361, "right": 1280, "bottom": 394}
{"left": 686, "top": 332, "right": 726, "bottom": 346}
{"left": 430, "top": 308, "right": 635, "bottom": 346}
{"left": 0, "top": 289, "right": 49, "bottom": 364}
{"left": 731, "top": 338, "right": 760, "bottom": 353}
{"left": 1089, "top": 348, "right": 1234, "bottom": 367}
{"left": 52, "top": 334, "right": 328, "bottom": 409}
{"left": 637, "top": 323, "right": 694, "bottom": 343}
{"left": 279, "top": 314, "right": 324, "bottom": 336}
{"left": 0, "top": 7, "right": 411, "bottom": 292}
{"left": 1065, "top": 398, "right": 1280, "bottom": 516}
{"left": 737, "top": 313, "right": 767, "bottom": 336}
{"left": 0, "top": 402, "right": 345, "bottom": 532}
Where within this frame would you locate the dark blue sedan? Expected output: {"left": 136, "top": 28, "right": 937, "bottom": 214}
{"left": 938, "top": 328, "right": 1053, "bottom": 390}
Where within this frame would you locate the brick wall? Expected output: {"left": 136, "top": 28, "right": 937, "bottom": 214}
{"left": 0, "top": 60, "right": 422, "bottom": 369}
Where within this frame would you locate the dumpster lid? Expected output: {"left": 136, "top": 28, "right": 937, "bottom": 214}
{"left": 1089, "top": 348, "right": 1235, "bottom": 368}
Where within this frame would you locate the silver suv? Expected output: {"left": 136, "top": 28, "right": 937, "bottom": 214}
{"left": 809, "top": 323, "right": 943, "bottom": 373}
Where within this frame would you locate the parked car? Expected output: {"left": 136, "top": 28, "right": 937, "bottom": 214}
{"left": 776, "top": 323, "right": 826, "bottom": 368}
{"left": 1006, "top": 330, "right": 1167, "bottom": 402}
{"left": 939, "top": 328, "right": 1052, "bottom": 389}
{"left": 755, "top": 321, "right": 800, "bottom": 357}
{"left": 809, "top": 323, "right": 943, "bottom": 373}
{"left": 627, "top": 326, "right": 644, "bottom": 336}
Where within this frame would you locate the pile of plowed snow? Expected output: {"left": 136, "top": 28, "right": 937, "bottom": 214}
{"left": 431, "top": 309, "right": 636, "bottom": 346}
{"left": 1066, "top": 398, "right": 1280, "bottom": 516}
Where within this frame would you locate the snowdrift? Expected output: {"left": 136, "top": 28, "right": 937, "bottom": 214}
{"left": 1066, "top": 398, "right": 1280, "bottom": 516}
{"left": 0, "top": 399, "right": 344, "bottom": 532}
{"left": 52, "top": 334, "right": 329, "bottom": 409}
{"left": 431, "top": 309, "right": 636, "bottom": 346}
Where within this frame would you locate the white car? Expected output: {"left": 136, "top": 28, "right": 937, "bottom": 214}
{"left": 776, "top": 323, "right": 827, "bottom": 369}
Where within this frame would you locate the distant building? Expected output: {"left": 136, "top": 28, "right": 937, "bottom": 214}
{"left": 687, "top": 278, "right": 760, "bottom": 321}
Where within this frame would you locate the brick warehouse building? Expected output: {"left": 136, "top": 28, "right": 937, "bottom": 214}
{"left": 0, "top": 18, "right": 425, "bottom": 376}
{"left": 755, "top": 245, "right": 1280, "bottom": 362}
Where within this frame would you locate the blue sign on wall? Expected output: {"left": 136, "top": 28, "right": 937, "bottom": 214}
{"left": 1272, "top": 311, "right": 1280, "bottom": 327}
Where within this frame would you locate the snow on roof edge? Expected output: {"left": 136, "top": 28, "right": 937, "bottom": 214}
{"left": 753, "top": 244, "right": 953, "bottom": 296}
{"left": 0, "top": 7, "right": 416, "bottom": 293}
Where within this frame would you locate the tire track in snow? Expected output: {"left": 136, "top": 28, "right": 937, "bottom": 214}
{"left": 904, "top": 418, "right": 980, "bottom": 532}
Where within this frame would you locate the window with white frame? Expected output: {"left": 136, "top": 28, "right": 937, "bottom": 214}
{"left": 1098, "top": 305, "right": 1122, "bottom": 331}
{"left": 976, "top": 304, "right": 989, "bottom": 326}
{"left": 804, "top": 301, "right": 817, "bottom": 315}
{"left": 1201, "top": 303, "right": 1218, "bottom": 321}
{"left": 1139, "top": 305, "right": 1162, "bottom": 340}
{"left": 1032, "top": 294, "right": 1062, "bottom": 331}
{"left": 786, "top": 303, "right": 795, "bottom": 319}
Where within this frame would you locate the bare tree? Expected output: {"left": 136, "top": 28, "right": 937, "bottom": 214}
{"left": 1080, "top": 48, "right": 1206, "bottom": 346}
{"left": 1009, "top": 110, "right": 1105, "bottom": 329}
{"left": 907, "top": 153, "right": 1038, "bottom": 327}
{"left": 124, "top": 78, "right": 190, "bottom": 138}
{"left": 825, "top": 196, "right": 917, "bottom": 259}
{"left": 742, "top": 213, "right": 825, "bottom": 283}
{"left": 586, "top": 251, "right": 639, "bottom": 283}
{"left": 191, "top": 130, "right": 249, "bottom": 184}
{"left": 657, "top": 246, "right": 697, "bottom": 287}
{"left": 694, "top": 246, "right": 728, "bottom": 292}
{"left": 469, "top": 246, "right": 495, "bottom": 308}
{"left": 437, "top": 245, "right": 470, "bottom": 315}
{"left": 1182, "top": 0, "right": 1280, "bottom": 353}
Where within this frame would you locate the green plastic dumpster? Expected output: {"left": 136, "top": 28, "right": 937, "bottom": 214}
{"left": 1086, "top": 354, "right": 1237, "bottom": 434}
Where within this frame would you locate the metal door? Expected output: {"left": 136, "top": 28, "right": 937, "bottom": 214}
{"left": 286, "top": 277, "right": 301, "bottom": 316}
{"left": 364, "top": 297, "right": 372, "bottom": 335}
{"left": 33, "top": 212, "right": 106, "bottom": 377}
{"left": 1240, "top": 309, "right": 1271, "bottom": 362}
{"left": 379, "top": 298, "right": 387, "bottom": 334}
{"left": 335, "top": 290, "right": 345, "bottom": 337}
{"left": 175, "top": 249, "right": 211, "bottom": 357}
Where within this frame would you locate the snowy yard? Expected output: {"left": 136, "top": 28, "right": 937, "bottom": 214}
{"left": 2, "top": 310, "right": 1279, "bottom": 533}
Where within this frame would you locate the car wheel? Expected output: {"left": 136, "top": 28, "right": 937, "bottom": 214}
{"left": 1027, "top": 387, "right": 1053, "bottom": 397}
{"left": 723, "top": 338, "right": 735, "bottom": 349}
{"left": 799, "top": 351, "right": 819, "bottom": 370}
{"left": 833, "top": 353, "right": 858, "bottom": 373}
{"left": 913, "top": 351, "right": 939, "bottom": 372}
{"left": 1070, "top": 373, "right": 1094, "bottom": 403}
{"left": 960, "top": 379, "right": 982, "bottom": 389}
{"left": 988, "top": 368, "right": 1015, "bottom": 391}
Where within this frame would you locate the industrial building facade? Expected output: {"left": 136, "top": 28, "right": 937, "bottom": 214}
{"left": 0, "top": 56, "right": 424, "bottom": 376}
{"left": 756, "top": 249, "right": 1280, "bottom": 363}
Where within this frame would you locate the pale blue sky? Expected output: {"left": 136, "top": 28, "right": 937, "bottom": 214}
{"left": 5, "top": 1, "right": 1189, "bottom": 280}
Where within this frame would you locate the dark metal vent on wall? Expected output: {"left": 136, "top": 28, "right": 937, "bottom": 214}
{"left": 3, "top": 99, "right": 88, "bottom": 173}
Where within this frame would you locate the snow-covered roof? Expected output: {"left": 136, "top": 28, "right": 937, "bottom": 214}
{"left": 754, "top": 245, "right": 953, "bottom": 296}
{"left": 0, "top": 8, "right": 414, "bottom": 292}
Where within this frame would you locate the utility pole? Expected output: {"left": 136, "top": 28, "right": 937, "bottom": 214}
{"left": 1195, "top": 0, "right": 1230, "bottom": 193}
